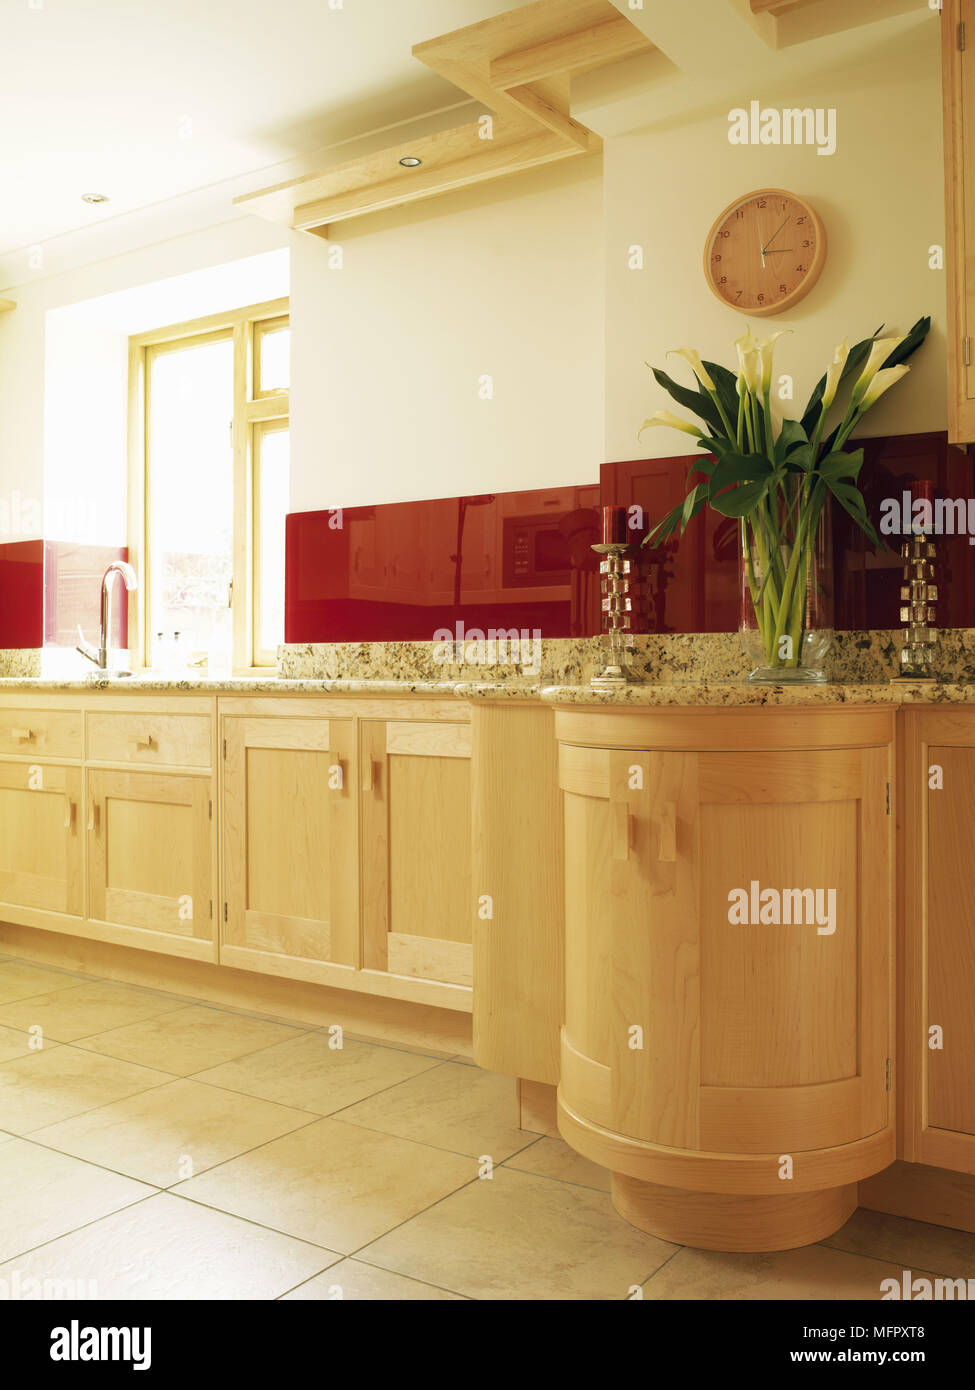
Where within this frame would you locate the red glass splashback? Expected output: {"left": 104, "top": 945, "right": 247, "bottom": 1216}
{"left": 0, "top": 540, "right": 44, "bottom": 648}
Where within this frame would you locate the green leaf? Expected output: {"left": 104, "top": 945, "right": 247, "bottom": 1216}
{"left": 680, "top": 484, "right": 709, "bottom": 534}
{"left": 650, "top": 367, "right": 724, "bottom": 436}
{"left": 788, "top": 443, "right": 817, "bottom": 473}
{"left": 701, "top": 359, "right": 740, "bottom": 431}
{"left": 708, "top": 452, "right": 774, "bottom": 498}
{"left": 642, "top": 505, "right": 682, "bottom": 548}
{"left": 711, "top": 479, "right": 770, "bottom": 518}
{"left": 774, "top": 417, "right": 808, "bottom": 463}
{"left": 818, "top": 448, "right": 864, "bottom": 482}
{"left": 826, "top": 477, "right": 881, "bottom": 548}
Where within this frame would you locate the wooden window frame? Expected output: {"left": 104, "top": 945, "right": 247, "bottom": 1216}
{"left": 128, "top": 298, "right": 289, "bottom": 672}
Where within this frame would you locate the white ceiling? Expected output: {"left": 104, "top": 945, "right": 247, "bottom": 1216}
{"left": 0, "top": 0, "right": 514, "bottom": 264}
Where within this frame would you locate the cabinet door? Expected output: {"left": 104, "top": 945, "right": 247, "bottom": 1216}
{"left": 560, "top": 743, "right": 891, "bottom": 1157}
{"left": 0, "top": 761, "right": 82, "bottom": 916}
{"left": 944, "top": 0, "right": 975, "bottom": 442}
{"left": 904, "top": 711, "right": 975, "bottom": 1172}
{"left": 88, "top": 769, "right": 213, "bottom": 954}
{"left": 361, "top": 719, "right": 472, "bottom": 987}
{"left": 222, "top": 717, "right": 355, "bottom": 970}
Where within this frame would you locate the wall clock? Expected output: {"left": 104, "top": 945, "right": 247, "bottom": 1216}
{"left": 703, "top": 188, "right": 826, "bottom": 316}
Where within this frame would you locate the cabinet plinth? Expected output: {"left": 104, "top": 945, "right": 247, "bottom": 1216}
{"left": 555, "top": 705, "right": 895, "bottom": 1252}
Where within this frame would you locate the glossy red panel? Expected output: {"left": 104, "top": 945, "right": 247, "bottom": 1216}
{"left": 44, "top": 542, "right": 130, "bottom": 650}
{"left": 285, "top": 486, "right": 602, "bottom": 643}
{"left": 0, "top": 540, "right": 45, "bottom": 648}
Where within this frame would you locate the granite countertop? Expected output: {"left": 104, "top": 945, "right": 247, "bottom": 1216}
{"left": 0, "top": 676, "right": 463, "bottom": 695}
{"left": 540, "top": 681, "right": 975, "bottom": 706}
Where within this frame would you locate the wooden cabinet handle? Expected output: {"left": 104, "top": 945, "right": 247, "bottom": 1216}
{"left": 63, "top": 799, "right": 76, "bottom": 831}
{"left": 11, "top": 728, "right": 36, "bottom": 742}
{"left": 362, "top": 757, "right": 374, "bottom": 793}
{"left": 658, "top": 802, "right": 676, "bottom": 862}
{"left": 87, "top": 802, "right": 100, "bottom": 833}
{"left": 135, "top": 734, "right": 157, "bottom": 752}
{"left": 613, "top": 801, "right": 630, "bottom": 861}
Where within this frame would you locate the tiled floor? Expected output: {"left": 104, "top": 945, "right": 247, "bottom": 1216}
{"left": 0, "top": 951, "right": 973, "bottom": 1301}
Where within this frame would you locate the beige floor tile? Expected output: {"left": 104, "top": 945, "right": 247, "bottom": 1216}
{"left": 75, "top": 1005, "right": 305, "bottom": 1076}
{"left": 0, "top": 1046, "right": 174, "bottom": 1134}
{"left": 336, "top": 1061, "right": 533, "bottom": 1160}
{"left": 642, "top": 1242, "right": 920, "bottom": 1300}
{"left": 504, "top": 1136, "right": 612, "bottom": 1192}
{"left": 0, "top": 1137, "right": 152, "bottom": 1263}
{"left": 192, "top": 1032, "right": 440, "bottom": 1114}
{"left": 32, "top": 1077, "right": 315, "bottom": 1186}
{"left": 0, "top": 1191, "right": 337, "bottom": 1299}
{"left": 173, "top": 1116, "right": 474, "bottom": 1254}
{"left": 0, "top": 981, "right": 184, "bottom": 1043}
{"left": 361, "top": 1166, "right": 677, "bottom": 1300}
{"left": 0, "top": 961, "right": 82, "bottom": 1006}
{"left": 824, "top": 1207, "right": 975, "bottom": 1281}
{"left": 282, "top": 1257, "right": 465, "bottom": 1300}
{"left": 0, "top": 1024, "right": 60, "bottom": 1065}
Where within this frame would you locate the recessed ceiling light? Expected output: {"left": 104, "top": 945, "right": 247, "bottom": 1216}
{"left": 398, "top": 157, "right": 422, "bottom": 168}
{"left": 81, "top": 193, "right": 109, "bottom": 204}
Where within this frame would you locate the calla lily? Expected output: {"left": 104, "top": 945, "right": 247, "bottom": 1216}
{"left": 851, "top": 336, "right": 905, "bottom": 404}
{"left": 759, "top": 330, "right": 791, "bottom": 394}
{"left": 859, "top": 363, "right": 911, "bottom": 410}
{"left": 821, "top": 338, "right": 850, "bottom": 409}
{"left": 667, "top": 346, "right": 715, "bottom": 393}
{"left": 735, "top": 327, "right": 761, "bottom": 395}
{"left": 639, "top": 410, "right": 704, "bottom": 438}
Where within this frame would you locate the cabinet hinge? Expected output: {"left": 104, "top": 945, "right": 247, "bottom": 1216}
{"left": 886, "top": 1058, "right": 893, "bottom": 1092}
{"left": 223, "top": 902, "right": 228, "bottom": 923}
{"left": 208, "top": 799, "right": 212, "bottom": 820}
{"left": 885, "top": 781, "right": 891, "bottom": 816}
{"left": 965, "top": 336, "right": 973, "bottom": 367}
{"left": 222, "top": 738, "right": 227, "bottom": 759}
{"left": 960, "top": 19, "right": 966, "bottom": 51}
{"left": 209, "top": 899, "right": 213, "bottom": 919}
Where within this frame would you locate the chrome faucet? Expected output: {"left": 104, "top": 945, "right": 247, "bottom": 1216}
{"left": 77, "top": 561, "right": 138, "bottom": 672}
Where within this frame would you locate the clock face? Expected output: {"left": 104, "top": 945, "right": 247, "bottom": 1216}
{"left": 703, "top": 189, "right": 827, "bottom": 316}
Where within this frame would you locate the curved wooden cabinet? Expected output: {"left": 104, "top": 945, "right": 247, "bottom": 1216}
{"left": 555, "top": 705, "right": 895, "bottom": 1252}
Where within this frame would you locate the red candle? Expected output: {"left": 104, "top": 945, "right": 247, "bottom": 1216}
{"left": 602, "top": 505, "right": 628, "bottom": 545}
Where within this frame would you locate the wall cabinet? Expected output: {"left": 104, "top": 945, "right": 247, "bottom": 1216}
{"left": 943, "top": 0, "right": 975, "bottom": 442}
{"left": 552, "top": 706, "right": 895, "bottom": 1252}
{"left": 361, "top": 717, "right": 473, "bottom": 987}
{"left": 902, "top": 709, "right": 975, "bottom": 1174}
{"left": 221, "top": 715, "right": 356, "bottom": 973}
{"left": 87, "top": 768, "right": 214, "bottom": 958}
{"left": 0, "top": 761, "right": 82, "bottom": 917}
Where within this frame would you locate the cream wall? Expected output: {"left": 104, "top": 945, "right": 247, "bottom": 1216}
{"left": 289, "top": 157, "right": 605, "bottom": 511}
{"left": 604, "top": 21, "right": 946, "bottom": 462}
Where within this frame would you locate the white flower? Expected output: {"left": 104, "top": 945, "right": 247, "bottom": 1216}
{"left": 639, "top": 410, "right": 704, "bottom": 438}
{"left": 759, "top": 330, "right": 791, "bottom": 393}
{"left": 735, "top": 328, "right": 760, "bottom": 395}
{"left": 859, "top": 363, "right": 910, "bottom": 409}
{"left": 821, "top": 339, "right": 850, "bottom": 409}
{"left": 851, "top": 336, "right": 905, "bottom": 404}
{"left": 667, "top": 346, "right": 715, "bottom": 393}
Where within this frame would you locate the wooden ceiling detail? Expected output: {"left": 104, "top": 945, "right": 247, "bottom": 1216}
{"left": 750, "top": 0, "right": 824, "bottom": 15}
{"left": 235, "top": 0, "right": 652, "bottom": 237}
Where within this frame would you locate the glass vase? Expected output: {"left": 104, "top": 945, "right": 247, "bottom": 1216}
{"left": 739, "top": 498, "right": 834, "bottom": 684}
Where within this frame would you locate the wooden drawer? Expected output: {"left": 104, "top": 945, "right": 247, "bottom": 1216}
{"left": 0, "top": 708, "right": 82, "bottom": 759}
{"left": 87, "top": 712, "right": 212, "bottom": 768}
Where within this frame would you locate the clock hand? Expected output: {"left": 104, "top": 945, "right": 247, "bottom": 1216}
{"left": 761, "top": 216, "right": 790, "bottom": 255}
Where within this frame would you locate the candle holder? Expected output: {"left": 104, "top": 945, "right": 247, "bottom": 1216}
{"left": 895, "top": 530, "right": 938, "bottom": 680}
{"left": 591, "top": 543, "right": 641, "bottom": 688}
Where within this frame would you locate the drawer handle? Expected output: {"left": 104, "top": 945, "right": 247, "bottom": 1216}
{"left": 658, "top": 802, "right": 677, "bottom": 862}
{"left": 63, "top": 799, "right": 76, "bottom": 831}
{"left": 362, "top": 758, "right": 374, "bottom": 793}
{"left": 613, "top": 802, "right": 630, "bottom": 861}
{"left": 11, "top": 728, "right": 36, "bottom": 742}
{"left": 135, "top": 735, "right": 157, "bottom": 752}
{"left": 87, "top": 802, "right": 100, "bottom": 834}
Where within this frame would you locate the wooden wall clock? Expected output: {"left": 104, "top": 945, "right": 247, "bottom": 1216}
{"left": 703, "top": 188, "right": 826, "bottom": 316}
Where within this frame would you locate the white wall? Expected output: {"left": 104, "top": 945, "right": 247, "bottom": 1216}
{"left": 289, "top": 157, "right": 605, "bottom": 511}
{"left": 604, "top": 20, "right": 945, "bottom": 462}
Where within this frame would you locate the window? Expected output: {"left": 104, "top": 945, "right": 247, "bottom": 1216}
{"left": 129, "top": 299, "right": 289, "bottom": 670}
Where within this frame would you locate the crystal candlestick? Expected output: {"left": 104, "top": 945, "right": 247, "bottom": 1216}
{"left": 591, "top": 543, "right": 641, "bottom": 688}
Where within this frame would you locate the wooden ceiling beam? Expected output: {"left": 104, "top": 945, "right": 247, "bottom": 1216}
{"left": 489, "top": 13, "right": 653, "bottom": 88}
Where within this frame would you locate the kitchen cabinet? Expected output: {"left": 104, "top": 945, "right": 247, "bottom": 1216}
{"left": 0, "top": 761, "right": 82, "bottom": 917}
{"left": 943, "top": 0, "right": 975, "bottom": 442}
{"left": 87, "top": 768, "right": 215, "bottom": 958}
{"left": 360, "top": 716, "right": 473, "bottom": 987}
{"left": 220, "top": 715, "right": 356, "bottom": 973}
{"left": 901, "top": 709, "right": 975, "bottom": 1174}
{"left": 553, "top": 705, "right": 895, "bottom": 1252}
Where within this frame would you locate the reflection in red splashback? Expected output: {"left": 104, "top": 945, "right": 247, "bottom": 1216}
{"left": 44, "top": 542, "right": 129, "bottom": 650}
{"left": 0, "top": 540, "right": 45, "bottom": 648}
{"left": 285, "top": 486, "right": 602, "bottom": 643}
